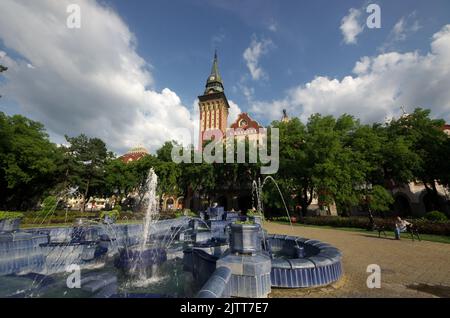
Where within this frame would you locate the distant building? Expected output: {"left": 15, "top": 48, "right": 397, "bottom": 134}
{"left": 198, "top": 51, "right": 230, "bottom": 146}
{"left": 119, "top": 146, "right": 149, "bottom": 163}
{"left": 198, "top": 51, "right": 263, "bottom": 145}
{"left": 443, "top": 124, "right": 450, "bottom": 136}
{"left": 228, "top": 112, "right": 262, "bottom": 141}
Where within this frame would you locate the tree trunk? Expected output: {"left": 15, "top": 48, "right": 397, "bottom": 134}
{"left": 81, "top": 178, "right": 90, "bottom": 213}
{"left": 300, "top": 202, "right": 308, "bottom": 217}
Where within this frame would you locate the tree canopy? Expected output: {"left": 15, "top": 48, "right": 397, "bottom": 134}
{"left": 0, "top": 108, "right": 448, "bottom": 216}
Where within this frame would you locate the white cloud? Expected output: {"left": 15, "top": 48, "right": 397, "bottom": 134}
{"left": 381, "top": 12, "right": 421, "bottom": 51}
{"left": 243, "top": 37, "right": 273, "bottom": 80}
{"left": 352, "top": 56, "right": 371, "bottom": 74}
{"left": 250, "top": 24, "right": 450, "bottom": 124}
{"left": 340, "top": 8, "right": 364, "bottom": 45}
{"left": 227, "top": 100, "right": 242, "bottom": 126}
{"left": 0, "top": 0, "right": 196, "bottom": 154}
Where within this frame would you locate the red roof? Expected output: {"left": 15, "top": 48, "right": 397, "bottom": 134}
{"left": 229, "top": 113, "right": 262, "bottom": 131}
{"left": 120, "top": 152, "right": 148, "bottom": 163}
{"left": 119, "top": 146, "right": 149, "bottom": 163}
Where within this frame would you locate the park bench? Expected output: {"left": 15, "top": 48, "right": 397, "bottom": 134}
{"left": 372, "top": 222, "right": 421, "bottom": 241}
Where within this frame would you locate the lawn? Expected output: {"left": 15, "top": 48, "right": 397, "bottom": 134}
{"left": 272, "top": 221, "right": 450, "bottom": 244}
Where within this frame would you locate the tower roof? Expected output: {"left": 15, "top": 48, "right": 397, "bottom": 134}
{"left": 204, "top": 50, "right": 224, "bottom": 95}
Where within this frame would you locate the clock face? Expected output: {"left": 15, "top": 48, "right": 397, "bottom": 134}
{"left": 210, "top": 76, "right": 215, "bottom": 81}
{"left": 240, "top": 120, "right": 248, "bottom": 127}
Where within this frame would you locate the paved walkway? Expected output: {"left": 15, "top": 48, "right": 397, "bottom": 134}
{"left": 264, "top": 222, "right": 450, "bottom": 298}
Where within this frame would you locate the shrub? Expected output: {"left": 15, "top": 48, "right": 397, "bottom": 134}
{"left": 21, "top": 211, "right": 98, "bottom": 225}
{"left": 183, "top": 209, "right": 197, "bottom": 217}
{"left": 424, "top": 211, "right": 448, "bottom": 222}
{"left": 119, "top": 211, "right": 144, "bottom": 220}
{"left": 39, "top": 196, "right": 58, "bottom": 216}
{"left": 246, "top": 209, "right": 262, "bottom": 217}
{"left": 113, "top": 205, "right": 122, "bottom": 212}
{"left": 172, "top": 209, "right": 197, "bottom": 218}
{"left": 0, "top": 211, "right": 24, "bottom": 221}
{"left": 100, "top": 209, "right": 120, "bottom": 220}
{"left": 235, "top": 220, "right": 255, "bottom": 225}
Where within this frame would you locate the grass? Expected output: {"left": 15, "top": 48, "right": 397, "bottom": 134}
{"left": 271, "top": 221, "right": 450, "bottom": 244}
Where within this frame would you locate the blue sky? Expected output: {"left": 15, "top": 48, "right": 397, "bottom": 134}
{"left": 106, "top": 0, "right": 450, "bottom": 113}
{"left": 0, "top": 0, "right": 449, "bottom": 153}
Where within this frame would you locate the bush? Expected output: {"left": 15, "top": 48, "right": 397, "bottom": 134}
{"left": 119, "top": 211, "right": 144, "bottom": 221}
{"left": 0, "top": 211, "right": 24, "bottom": 221}
{"left": 100, "top": 209, "right": 120, "bottom": 220}
{"left": 424, "top": 211, "right": 448, "bottom": 222}
{"left": 246, "top": 209, "right": 262, "bottom": 217}
{"left": 173, "top": 209, "right": 197, "bottom": 218}
{"left": 113, "top": 205, "right": 122, "bottom": 212}
{"left": 21, "top": 211, "right": 98, "bottom": 225}
{"left": 39, "top": 196, "right": 58, "bottom": 216}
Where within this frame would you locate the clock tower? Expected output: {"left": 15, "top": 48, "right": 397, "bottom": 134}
{"left": 198, "top": 51, "right": 230, "bottom": 146}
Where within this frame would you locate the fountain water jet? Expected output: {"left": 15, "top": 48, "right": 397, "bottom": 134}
{"left": 128, "top": 168, "right": 164, "bottom": 282}
{"left": 252, "top": 176, "right": 294, "bottom": 228}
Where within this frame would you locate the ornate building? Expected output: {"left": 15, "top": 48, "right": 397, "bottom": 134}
{"left": 229, "top": 112, "right": 262, "bottom": 141}
{"left": 198, "top": 51, "right": 262, "bottom": 147}
{"left": 119, "top": 146, "right": 149, "bottom": 163}
{"left": 182, "top": 52, "right": 265, "bottom": 212}
{"left": 198, "top": 51, "right": 230, "bottom": 146}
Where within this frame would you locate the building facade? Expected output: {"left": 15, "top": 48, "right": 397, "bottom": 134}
{"left": 198, "top": 51, "right": 230, "bottom": 147}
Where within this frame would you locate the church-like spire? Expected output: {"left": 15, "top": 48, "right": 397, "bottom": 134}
{"left": 204, "top": 50, "right": 224, "bottom": 94}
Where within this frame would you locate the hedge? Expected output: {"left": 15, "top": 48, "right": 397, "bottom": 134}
{"left": 270, "top": 216, "right": 450, "bottom": 236}
{"left": 0, "top": 211, "right": 25, "bottom": 221}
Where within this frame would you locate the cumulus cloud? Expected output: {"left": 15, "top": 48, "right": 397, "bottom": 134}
{"left": 250, "top": 24, "right": 450, "bottom": 124}
{"left": 0, "top": 0, "right": 195, "bottom": 154}
{"left": 227, "top": 100, "right": 242, "bottom": 126}
{"left": 243, "top": 37, "right": 273, "bottom": 80}
{"left": 340, "top": 8, "right": 364, "bottom": 45}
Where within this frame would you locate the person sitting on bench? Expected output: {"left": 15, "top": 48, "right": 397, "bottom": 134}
{"left": 394, "top": 217, "right": 411, "bottom": 240}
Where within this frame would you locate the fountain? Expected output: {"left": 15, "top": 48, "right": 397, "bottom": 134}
{"left": 0, "top": 170, "right": 342, "bottom": 298}
{"left": 114, "top": 168, "right": 171, "bottom": 289}
{"left": 251, "top": 177, "right": 343, "bottom": 289}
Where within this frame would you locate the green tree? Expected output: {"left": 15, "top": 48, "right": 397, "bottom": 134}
{"left": 367, "top": 185, "right": 394, "bottom": 215}
{"left": 0, "top": 113, "right": 63, "bottom": 210}
{"left": 389, "top": 108, "right": 450, "bottom": 212}
{"left": 63, "top": 134, "right": 109, "bottom": 212}
{"left": 270, "top": 118, "right": 311, "bottom": 216}
{"left": 178, "top": 146, "right": 216, "bottom": 209}
{"left": 104, "top": 158, "right": 137, "bottom": 201}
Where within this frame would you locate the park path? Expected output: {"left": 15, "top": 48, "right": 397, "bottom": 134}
{"left": 264, "top": 222, "right": 450, "bottom": 298}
